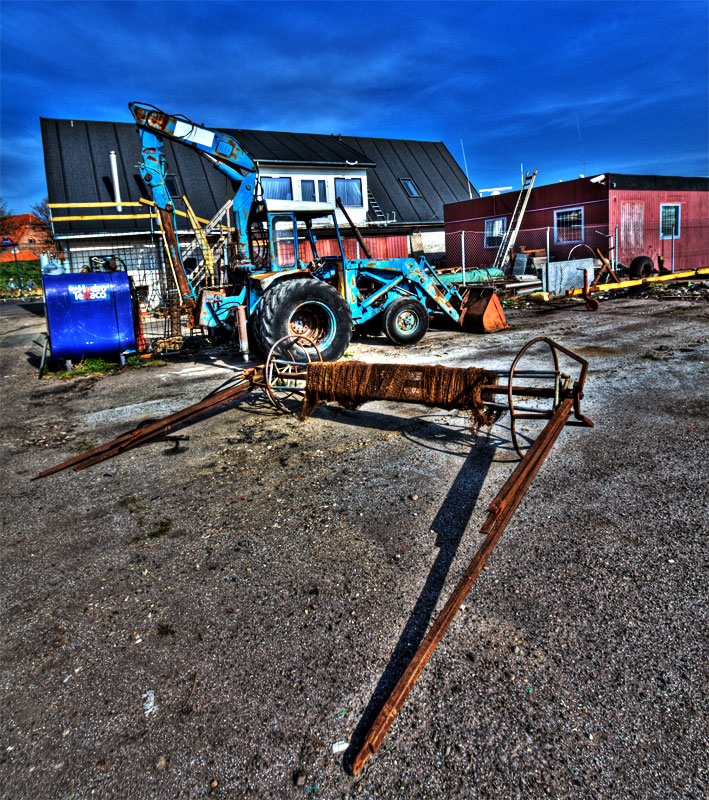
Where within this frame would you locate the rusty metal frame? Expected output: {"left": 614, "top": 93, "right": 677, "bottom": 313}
{"left": 32, "top": 369, "right": 261, "bottom": 480}
{"left": 349, "top": 338, "right": 593, "bottom": 774}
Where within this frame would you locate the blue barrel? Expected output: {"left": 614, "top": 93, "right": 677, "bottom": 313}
{"left": 43, "top": 272, "right": 137, "bottom": 361}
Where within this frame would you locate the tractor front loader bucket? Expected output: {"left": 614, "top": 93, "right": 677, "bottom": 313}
{"left": 458, "top": 286, "right": 509, "bottom": 333}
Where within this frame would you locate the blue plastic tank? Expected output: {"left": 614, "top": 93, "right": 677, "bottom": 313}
{"left": 43, "top": 272, "right": 137, "bottom": 361}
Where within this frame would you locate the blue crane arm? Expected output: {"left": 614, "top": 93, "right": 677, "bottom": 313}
{"left": 128, "top": 102, "right": 257, "bottom": 260}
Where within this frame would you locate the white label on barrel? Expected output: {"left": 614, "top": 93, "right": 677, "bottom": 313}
{"left": 68, "top": 284, "right": 108, "bottom": 301}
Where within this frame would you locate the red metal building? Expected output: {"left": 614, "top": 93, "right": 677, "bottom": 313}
{"left": 444, "top": 174, "right": 709, "bottom": 271}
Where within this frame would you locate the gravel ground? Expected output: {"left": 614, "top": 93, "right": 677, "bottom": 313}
{"left": 0, "top": 291, "right": 707, "bottom": 800}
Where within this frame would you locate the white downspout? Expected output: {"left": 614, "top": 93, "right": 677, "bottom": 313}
{"left": 109, "top": 151, "right": 122, "bottom": 212}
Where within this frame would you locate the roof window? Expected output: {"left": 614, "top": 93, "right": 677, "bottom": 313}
{"left": 400, "top": 178, "right": 421, "bottom": 198}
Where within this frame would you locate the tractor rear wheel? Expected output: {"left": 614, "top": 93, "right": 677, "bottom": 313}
{"left": 252, "top": 278, "right": 352, "bottom": 361}
{"left": 382, "top": 297, "right": 429, "bottom": 345}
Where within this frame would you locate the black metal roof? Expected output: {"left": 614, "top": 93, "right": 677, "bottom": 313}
{"left": 345, "top": 135, "right": 477, "bottom": 223}
{"left": 40, "top": 117, "right": 476, "bottom": 234}
{"left": 222, "top": 128, "right": 374, "bottom": 167}
{"left": 604, "top": 173, "right": 709, "bottom": 191}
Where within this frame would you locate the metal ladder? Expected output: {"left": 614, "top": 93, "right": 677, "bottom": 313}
{"left": 367, "top": 190, "right": 386, "bottom": 220}
{"left": 492, "top": 169, "right": 537, "bottom": 271}
{"left": 180, "top": 198, "right": 233, "bottom": 289}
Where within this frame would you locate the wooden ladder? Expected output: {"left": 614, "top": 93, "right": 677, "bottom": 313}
{"left": 492, "top": 169, "right": 537, "bottom": 271}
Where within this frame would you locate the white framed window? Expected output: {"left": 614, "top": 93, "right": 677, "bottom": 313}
{"left": 317, "top": 180, "right": 327, "bottom": 202}
{"left": 261, "top": 176, "right": 293, "bottom": 201}
{"left": 660, "top": 204, "right": 681, "bottom": 239}
{"left": 554, "top": 206, "right": 584, "bottom": 244}
{"left": 484, "top": 217, "right": 507, "bottom": 248}
{"left": 335, "top": 178, "right": 363, "bottom": 207}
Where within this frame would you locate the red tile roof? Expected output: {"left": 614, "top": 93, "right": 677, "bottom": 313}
{"left": 1, "top": 213, "right": 46, "bottom": 242}
{"left": 0, "top": 248, "right": 39, "bottom": 262}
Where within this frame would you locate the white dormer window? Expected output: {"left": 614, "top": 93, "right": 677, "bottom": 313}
{"left": 301, "top": 180, "right": 316, "bottom": 202}
{"left": 262, "top": 176, "right": 293, "bottom": 201}
{"left": 335, "top": 178, "right": 362, "bottom": 207}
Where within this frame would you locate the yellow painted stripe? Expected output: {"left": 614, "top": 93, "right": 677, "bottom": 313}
{"left": 567, "top": 268, "right": 709, "bottom": 295}
{"left": 50, "top": 200, "right": 229, "bottom": 229}
{"left": 51, "top": 213, "right": 159, "bottom": 222}
{"left": 137, "top": 197, "right": 212, "bottom": 226}
{"left": 49, "top": 201, "right": 143, "bottom": 209}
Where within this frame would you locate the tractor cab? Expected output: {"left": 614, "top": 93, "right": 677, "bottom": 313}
{"left": 248, "top": 199, "right": 345, "bottom": 272}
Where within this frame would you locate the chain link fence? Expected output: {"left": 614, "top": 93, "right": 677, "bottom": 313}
{"left": 445, "top": 218, "right": 709, "bottom": 275}
{"left": 53, "top": 232, "right": 192, "bottom": 348}
{"left": 445, "top": 225, "right": 611, "bottom": 273}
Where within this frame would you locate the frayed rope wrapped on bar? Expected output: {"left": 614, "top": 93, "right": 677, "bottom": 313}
{"left": 299, "top": 361, "right": 500, "bottom": 430}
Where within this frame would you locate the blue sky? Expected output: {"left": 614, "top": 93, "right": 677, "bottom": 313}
{"left": 1, "top": 0, "right": 707, "bottom": 211}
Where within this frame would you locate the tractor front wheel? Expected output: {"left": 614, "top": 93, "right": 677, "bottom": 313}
{"left": 252, "top": 278, "right": 352, "bottom": 361}
{"left": 382, "top": 297, "right": 429, "bottom": 345}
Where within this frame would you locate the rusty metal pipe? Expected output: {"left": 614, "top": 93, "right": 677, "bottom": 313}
{"left": 336, "top": 197, "right": 372, "bottom": 258}
{"left": 482, "top": 385, "right": 557, "bottom": 399}
{"left": 33, "top": 374, "right": 259, "bottom": 480}
{"left": 350, "top": 396, "right": 577, "bottom": 775}
{"left": 486, "top": 396, "right": 572, "bottom": 518}
{"left": 235, "top": 304, "right": 249, "bottom": 361}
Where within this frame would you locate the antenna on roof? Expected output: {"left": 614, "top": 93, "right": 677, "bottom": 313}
{"left": 460, "top": 139, "right": 473, "bottom": 199}
{"left": 575, "top": 114, "right": 587, "bottom": 175}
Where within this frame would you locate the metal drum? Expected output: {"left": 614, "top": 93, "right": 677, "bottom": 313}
{"left": 43, "top": 272, "right": 136, "bottom": 361}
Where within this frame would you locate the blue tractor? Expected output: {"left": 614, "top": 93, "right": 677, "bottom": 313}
{"left": 129, "top": 103, "right": 506, "bottom": 361}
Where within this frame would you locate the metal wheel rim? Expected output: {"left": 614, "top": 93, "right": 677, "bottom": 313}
{"left": 264, "top": 334, "right": 323, "bottom": 412}
{"left": 508, "top": 337, "right": 560, "bottom": 458}
{"left": 289, "top": 301, "right": 337, "bottom": 350}
{"left": 395, "top": 309, "right": 420, "bottom": 334}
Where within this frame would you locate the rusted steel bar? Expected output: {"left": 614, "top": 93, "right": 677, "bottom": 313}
{"left": 482, "top": 384, "right": 556, "bottom": 399}
{"left": 350, "top": 395, "right": 580, "bottom": 775}
{"left": 32, "top": 373, "right": 259, "bottom": 480}
{"left": 336, "top": 197, "right": 372, "bottom": 258}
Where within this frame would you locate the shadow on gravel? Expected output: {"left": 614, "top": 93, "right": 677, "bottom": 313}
{"left": 313, "top": 404, "right": 517, "bottom": 458}
{"left": 17, "top": 301, "right": 45, "bottom": 317}
{"left": 344, "top": 440, "right": 497, "bottom": 772}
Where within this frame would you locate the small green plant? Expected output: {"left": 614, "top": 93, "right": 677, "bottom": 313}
{"left": 132, "top": 518, "right": 172, "bottom": 543}
{"left": 43, "top": 354, "right": 159, "bottom": 380}
{"left": 118, "top": 494, "right": 140, "bottom": 508}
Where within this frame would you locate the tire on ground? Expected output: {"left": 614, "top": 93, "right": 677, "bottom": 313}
{"left": 629, "top": 256, "right": 655, "bottom": 279}
{"left": 382, "top": 297, "right": 429, "bottom": 345}
{"left": 251, "top": 277, "right": 352, "bottom": 361}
